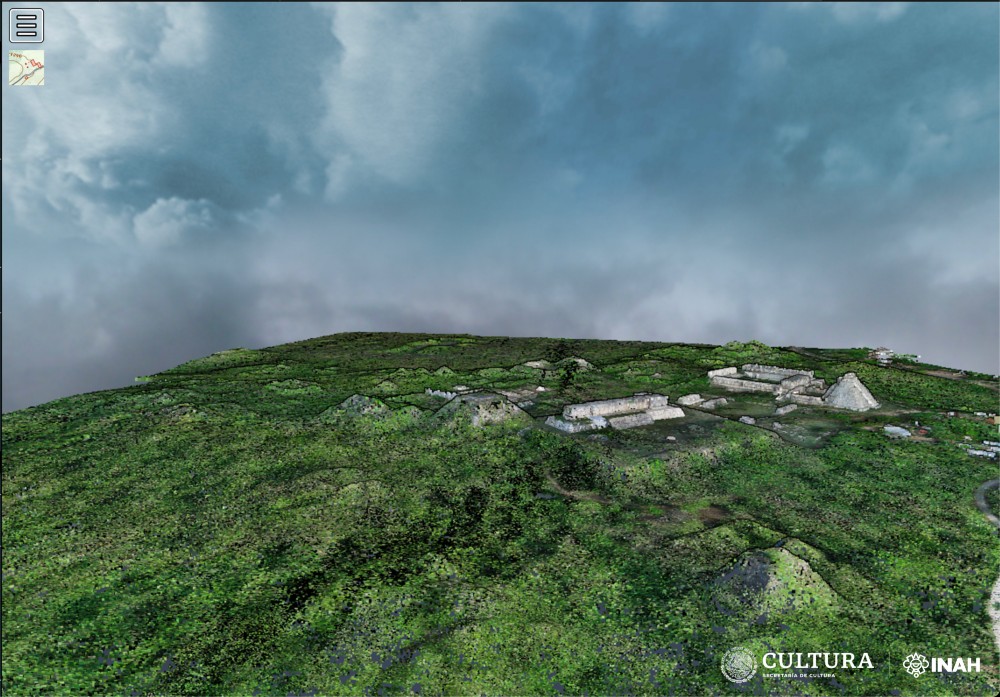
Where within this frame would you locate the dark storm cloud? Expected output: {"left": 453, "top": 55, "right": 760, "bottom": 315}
{"left": 2, "top": 2, "right": 997, "bottom": 411}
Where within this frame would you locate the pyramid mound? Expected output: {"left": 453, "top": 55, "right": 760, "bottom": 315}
{"left": 823, "top": 372, "right": 879, "bottom": 411}
{"left": 435, "top": 392, "right": 531, "bottom": 427}
{"left": 337, "top": 394, "right": 389, "bottom": 416}
{"left": 555, "top": 356, "right": 595, "bottom": 371}
{"left": 712, "top": 547, "right": 838, "bottom": 617}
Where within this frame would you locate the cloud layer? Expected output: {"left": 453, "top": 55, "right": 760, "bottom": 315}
{"left": 3, "top": 2, "right": 997, "bottom": 411}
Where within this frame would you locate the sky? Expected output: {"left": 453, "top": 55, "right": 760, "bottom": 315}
{"left": 2, "top": 2, "right": 998, "bottom": 413}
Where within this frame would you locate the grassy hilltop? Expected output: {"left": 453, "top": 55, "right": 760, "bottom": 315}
{"left": 2, "top": 333, "right": 999, "bottom": 696}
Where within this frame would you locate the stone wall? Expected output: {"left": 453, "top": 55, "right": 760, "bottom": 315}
{"left": 710, "top": 376, "right": 778, "bottom": 393}
{"left": 708, "top": 367, "right": 738, "bottom": 378}
{"left": 563, "top": 394, "right": 668, "bottom": 420}
{"left": 789, "top": 394, "right": 824, "bottom": 406}
{"left": 647, "top": 405, "right": 685, "bottom": 420}
{"left": 545, "top": 415, "right": 601, "bottom": 433}
{"left": 609, "top": 412, "right": 654, "bottom": 430}
{"left": 775, "top": 374, "right": 812, "bottom": 397}
{"left": 741, "top": 364, "right": 814, "bottom": 381}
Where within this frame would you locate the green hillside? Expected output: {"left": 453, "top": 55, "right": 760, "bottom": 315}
{"left": 3, "top": 333, "right": 998, "bottom": 696}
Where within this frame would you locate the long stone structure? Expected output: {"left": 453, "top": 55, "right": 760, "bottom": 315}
{"left": 676, "top": 394, "right": 703, "bottom": 406}
{"left": 547, "top": 393, "right": 684, "bottom": 432}
{"left": 563, "top": 394, "right": 670, "bottom": 420}
{"left": 609, "top": 412, "right": 655, "bottom": 429}
{"left": 546, "top": 415, "right": 606, "bottom": 433}
{"left": 704, "top": 364, "right": 879, "bottom": 412}
{"left": 709, "top": 376, "right": 778, "bottom": 393}
{"left": 742, "top": 364, "right": 814, "bottom": 381}
{"left": 707, "top": 367, "right": 739, "bottom": 378}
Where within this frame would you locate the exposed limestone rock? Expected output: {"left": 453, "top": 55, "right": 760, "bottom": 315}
{"left": 676, "top": 394, "right": 703, "bottom": 406}
{"left": 426, "top": 388, "right": 457, "bottom": 400}
{"left": 739, "top": 416, "right": 757, "bottom": 425}
{"left": 774, "top": 404, "right": 798, "bottom": 416}
{"left": 822, "top": 373, "right": 879, "bottom": 412}
{"left": 883, "top": 425, "right": 911, "bottom": 438}
{"left": 609, "top": 412, "right": 655, "bottom": 430}
{"left": 437, "top": 392, "right": 530, "bottom": 427}
{"left": 523, "top": 360, "right": 555, "bottom": 370}
{"left": 700, "top": 397, "right": 729, "bottom": 409}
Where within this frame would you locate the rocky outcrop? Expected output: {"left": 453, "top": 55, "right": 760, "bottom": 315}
{"left": 774, "top": 404, "right": 798, "bottom": 416}
{"left": 426, "top": 388, "right": 457, "bottom": 400}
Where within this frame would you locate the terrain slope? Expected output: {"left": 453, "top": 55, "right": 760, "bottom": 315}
{"left": 3, "top": 333, "right": 998, "bottom": 696}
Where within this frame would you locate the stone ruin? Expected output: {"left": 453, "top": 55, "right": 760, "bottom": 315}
{"left": 822, "top": 373, "right": 880, "bottom": 411}
{"left": 546, "top": 393, "right": 685, "bottom": 433}
{"left": 706, "top": 364, "right": 879, "bottom": 412}
{"left": 435, "top": 391, "right": 531, "bottom": 427}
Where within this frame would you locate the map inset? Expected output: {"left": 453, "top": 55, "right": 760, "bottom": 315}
{"left": 9, "top": 50, "right": 43, "bottom": 86}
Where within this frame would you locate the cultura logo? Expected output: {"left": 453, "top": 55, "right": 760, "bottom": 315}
{"left": 903, "top": 653, "right": 929, "bottom": 677}
{"left": 720, "top": 647, "right": 757, "bottom": 684}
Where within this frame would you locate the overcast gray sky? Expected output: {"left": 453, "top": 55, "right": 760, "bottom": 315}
{"left": 3, "top": 2, "right": 998, "bottom": 412}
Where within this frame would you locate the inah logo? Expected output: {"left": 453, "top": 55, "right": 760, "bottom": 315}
{"left": 903, "top": 653, "right": 929, "bottom": 677}
{"left": 903, "top": 653, "right": 980, "bottom": 677}
{"left": 721, "top": 647, "right": 757, "bottom": 683}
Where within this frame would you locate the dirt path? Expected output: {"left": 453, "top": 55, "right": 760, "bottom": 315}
{"left": 974, "top": 479, "right": 1000, "bottom": 659}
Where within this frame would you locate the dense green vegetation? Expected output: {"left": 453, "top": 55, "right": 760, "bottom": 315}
{"left": 3, "top": 333, "right": 998, "bottom": 696}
